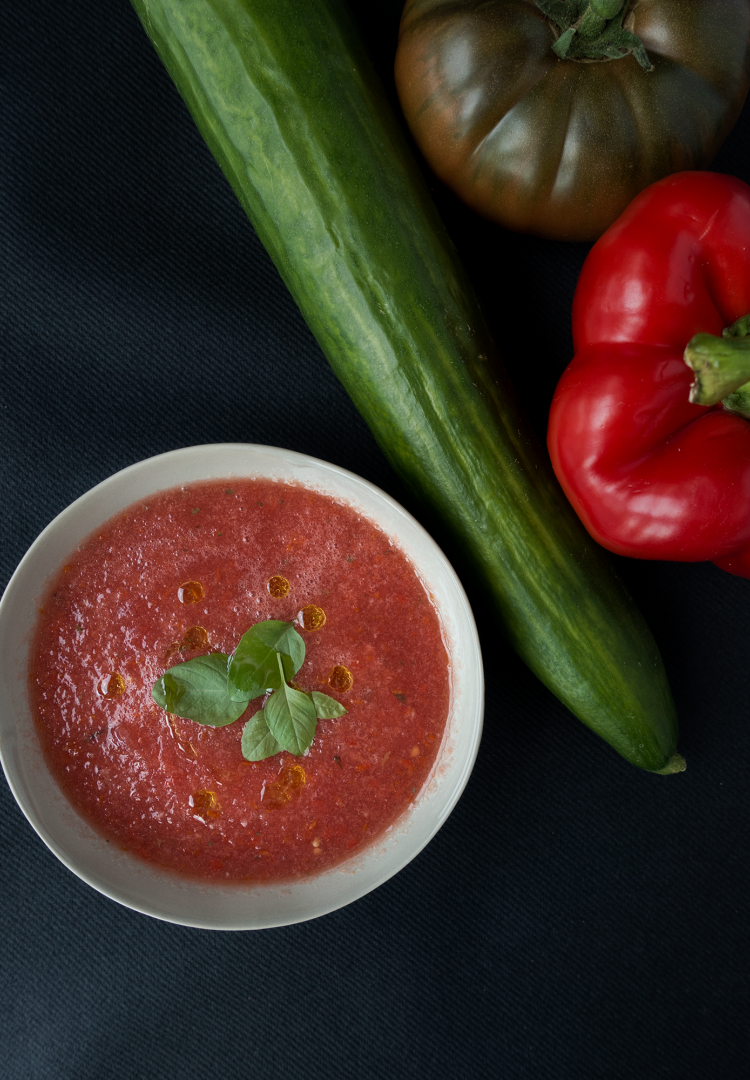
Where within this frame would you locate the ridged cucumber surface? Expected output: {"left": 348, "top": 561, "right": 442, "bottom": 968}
{"left": 130, "top": 0, "right": 681, "bottom": 772}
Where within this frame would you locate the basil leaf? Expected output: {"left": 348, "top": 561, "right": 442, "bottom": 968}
{"left": 152, "top": 653, "right": 250, "bottom": 727}
{"left": 265, "top": 658, "right": 318, "bottom": 755}
{"left": 310, "top": 691, "right": 347, "bottom": 720}
{"left": 241, "top": 708, "right": 283, "bottom": 761}
{"left": 157, "top": 671, "right": 184, "bottom": 715}
{"left": 227, "top": 620, "right": 305, "bottom": 700}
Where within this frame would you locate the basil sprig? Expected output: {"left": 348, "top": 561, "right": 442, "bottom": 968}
{"left": 151, "top": 619, "right": 346, "bottom": 761}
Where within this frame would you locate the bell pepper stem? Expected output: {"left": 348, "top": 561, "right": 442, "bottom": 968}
{"left": 723, "top": 314, "right": 750, "bottom": 339}
{"left": 684, "top": 332, "right": 750, "bottom": 406}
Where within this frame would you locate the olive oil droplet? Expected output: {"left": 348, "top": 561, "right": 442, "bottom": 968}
{"left": 329, "top": 665, "right": 352, "bottom": 692}
{"left": 191, "top": 789, "right": 221, "bottom": 818}
{"left": 100, "top": 673, "right": 126, "bottom": 698}
{"left": 267, "top": 574, "right": 290, "bottom": 598}
{"left": 300, "top": 604, "right": 326, "bottom": 631}
{"left": 178, "top": 580, "right": 204, "bottom": 604}
{"left": 181, "top": 626, "right": 209, "bottom": 650}
{"left": 264, "top": 764, "right": 306, "bottom": 808}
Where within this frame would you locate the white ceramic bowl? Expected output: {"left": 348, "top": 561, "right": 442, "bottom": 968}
{"left": 0, "top": 444, "right": 483, "bottom": 929}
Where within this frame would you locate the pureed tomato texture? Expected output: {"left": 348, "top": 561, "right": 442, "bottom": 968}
{"left": 30, "top": 480, "right": 451, "bottom": 882}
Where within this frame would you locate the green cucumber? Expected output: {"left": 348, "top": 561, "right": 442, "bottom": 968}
{"left": 129, "top": 0, "right": 682, "bottom": 773}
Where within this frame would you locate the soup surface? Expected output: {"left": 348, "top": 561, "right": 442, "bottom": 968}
{"left": 30, "top": 479, "right": 451, "bottom": 882}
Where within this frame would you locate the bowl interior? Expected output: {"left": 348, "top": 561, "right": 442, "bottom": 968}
{"left": 0, "top": 444, "right": 483, "bottom": 929}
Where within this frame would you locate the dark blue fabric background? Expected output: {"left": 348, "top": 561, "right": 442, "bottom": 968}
{"left": 2, "top": 3, "right": 749, "bottom": 1077}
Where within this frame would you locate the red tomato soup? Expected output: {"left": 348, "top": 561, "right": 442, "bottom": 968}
{"left": 30, "top": 480, "right": 451, "bottom": 882}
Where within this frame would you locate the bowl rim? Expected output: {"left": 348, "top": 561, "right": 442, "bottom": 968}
{"left": 0, "top": 443, "right": 484, "bottom": 930}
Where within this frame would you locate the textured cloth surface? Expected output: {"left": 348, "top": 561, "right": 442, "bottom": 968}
{"left": 2, "top": 3, "right": 749, "bottom": 1078}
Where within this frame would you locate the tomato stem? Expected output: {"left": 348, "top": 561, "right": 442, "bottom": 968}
{"left": 684, "top": 320, "right": 750, "bottom": 414}
{"left": 579, "top": 3, "right": 615, "bottom": 41}
{"left": 536, "top": 0, "right": 653, "bottom": 71}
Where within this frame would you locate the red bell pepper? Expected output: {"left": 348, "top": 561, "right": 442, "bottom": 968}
{"left": 548, "top": 171, "right": 750, "bottom": 579}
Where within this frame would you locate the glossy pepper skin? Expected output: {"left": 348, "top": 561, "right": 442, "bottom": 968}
{"left": 548, "top": 171, "right": 750, "bottom": 577}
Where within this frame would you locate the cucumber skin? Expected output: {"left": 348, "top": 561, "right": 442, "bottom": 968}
{"left": 130, "top": 0, "right": 679, "bottom": 771}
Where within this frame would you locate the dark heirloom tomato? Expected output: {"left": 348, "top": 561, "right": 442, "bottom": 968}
{"left": 395, "top": 0, "right": 750, "bottom": 240}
